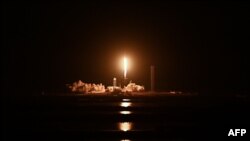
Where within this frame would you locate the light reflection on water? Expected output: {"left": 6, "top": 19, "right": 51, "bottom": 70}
{"left": 118, "top": 122, "right": 133, "bottom": 132}
{"left": 119, "top": 99, "right": 133, "bottom": 140}
{"left": 120, "top": 102, "right": 132, "bottom": 107}
{"left": 122, "top": 99, "right": 131, "bottom": 102}
{"left": 119, "top": 111, "right": 132, "bottom": 115}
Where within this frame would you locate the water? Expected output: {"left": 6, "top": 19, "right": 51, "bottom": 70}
{"left": 3, "top": 94, "right": 249, "bottom": 140}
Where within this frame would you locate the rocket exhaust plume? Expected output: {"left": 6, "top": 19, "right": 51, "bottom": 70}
{"left": 123, "top": 57, "right": 128, "bottom": 79}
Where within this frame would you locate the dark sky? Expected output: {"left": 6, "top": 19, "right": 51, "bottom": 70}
{"left": 2, "top": 1, "right": 249, "bottom": 94}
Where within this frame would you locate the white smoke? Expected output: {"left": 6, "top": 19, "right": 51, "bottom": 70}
{"left": 67, "top": 80, "right": 144, "bottom": 94}
{"left": 66, "top": 80, "right": 105, "bottom": 94}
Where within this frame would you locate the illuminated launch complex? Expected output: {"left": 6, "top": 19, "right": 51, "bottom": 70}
{"left": 66, "top": 56, "right": 155, "bottom": 94}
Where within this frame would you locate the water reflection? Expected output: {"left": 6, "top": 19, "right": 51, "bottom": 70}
{"left": 121, "top": 139, "right": 131, "bottom": 141}
{"left": 118, "top": 122, "right": 133, "bottom": 132}
{"left": 120, "top": 102, "right": 132, "bottom": 107}
{"left": 119, "top": 111, "right": 132, "bottom": 115}
{"left": 122, "top": 99, "right": 130, "bottom": 102}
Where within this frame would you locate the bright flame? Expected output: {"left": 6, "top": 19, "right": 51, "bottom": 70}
{"left": 120, "top": 102, "right": 131, "bottom": 107}
{"left": 123, "top": 57, "right": 128, "bottom": 78}
{"left": 118, "top": 122, "right": 132, "bottom": 132}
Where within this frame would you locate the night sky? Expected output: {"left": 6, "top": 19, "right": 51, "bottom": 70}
{"left": 2, "top": 1, "right": 249, "bottom": 95}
